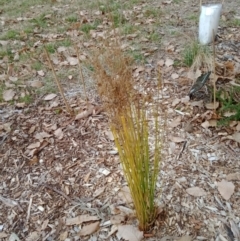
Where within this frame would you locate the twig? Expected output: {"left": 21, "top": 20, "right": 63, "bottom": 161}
{"left": 177, "top": 141, "right": 187, "bottom": 160}
{"left": 42, "top": 184, "right": 104, "bottom": 219}
{"left": 26, "top": 196, "right": 33, "bottom": 223}
{"left": 75, "top": 44, "right": 88, "bottom": 103}
{"left": 42, "top": 183, "right": 76, "bottom": 205}
{"left": 212, "top": 30, "right": 217, "bottom": 114}
{"left": 44, "top": 47, "right": 74, "bottom": 116}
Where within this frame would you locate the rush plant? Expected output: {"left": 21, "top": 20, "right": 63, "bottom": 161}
{"left": 90, "top": 40, "right": 163, "bottom": 231}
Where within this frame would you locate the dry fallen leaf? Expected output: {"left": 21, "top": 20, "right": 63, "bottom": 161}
{"left": 105, "top": 130, "right": 114, "bottom": 141}
{"left": 3, "top": 89, "right": 16, "bottom": 101}
{"left": 117, "top": 225, "right": 143, "bottom": 241}
{"left": 66, "top": 215, "right": 100, "bottom": 226}
{"left": 226, "top": 173, "right": 240, "bottom": 181}
{"left": 165, "top": 58, "right": 174, "bottom": 67}
{"left": 59, "top": 231, "right": 68, "bottom": 241}
{"left": 0, "top": 232, "right": 8, "bottom": 238}
{"left": 44, "top": 93, "right": 57, "bottom": 101}
{"left": 169, "top": 136, "right": 185, "bottom": 143}
{"left": 27, "top": 142, "right": 41, "bottom": 149}
{"left": 54, "top": 128, "right": 64, "bottom": 139}
{"left": 169, "top": 117, "right": 181, "bottom": 128}
{"left": 177, "top": 236, "right": 192, "bottom": 241}
{"left": 9, "top": 233, "right": 20, "bottom": 241}
{"left": 93, "top": 186, "right": 105, "bottom": 197}
{"left": 172, "top": 98, "right": 181, "bottom": 107}
{"left": 0, "top": 122, "right": 11, "bottom": 132}
{"left": 26, "top": 232, "right": 40, "bottom": 241}
{"left": 75, "top": 105, "right": 94, "bottom": 120}
{"left": 232, "top": 132, "right": 240, "bottom": 143}
{"left": 78, "top": 222, "right": 100, "bottom": 236}
{"left": 67, "top": 56, "right": 78, "bottom": 66}
{"left": 35, "top": 132, "right": 51, "bottom": 141}
{"left": 217, "top": 180, "right": 235, "bottom": 200}
{"left": 205, "top": 102, "right": 219, "bottom": 110}
{"left": 118, "top": 186, "right": 132, "bottom": 204}
{"left": 30, "top": 80, "right": 43, "bottom": 88}
{"left": 37, "top": 70, "right": 45, "bottom": 76}
{"left": 186, "top": 187, "right": 206, "bottom": 197}
{"left": 171, "top": 73, "right": 179, "bottom": 79}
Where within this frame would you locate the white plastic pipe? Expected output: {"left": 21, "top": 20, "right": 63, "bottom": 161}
{"left": 199, "top": 4, "right": 222, "bottom": 45}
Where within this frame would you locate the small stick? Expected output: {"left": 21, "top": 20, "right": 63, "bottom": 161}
{"left": 26, "top": 196, "right": 33, "bottom": 223}
{"left": 44, "top": 47, "right": 74, "bottom": 116}
{"left": 75, "top": 45, "right": 88, "bottom": 103}
{"left": 212, "top": 30, "right": 217, "bottom": 113}
{"left": 177, "top": 141, "right": 187, "bottom": 160}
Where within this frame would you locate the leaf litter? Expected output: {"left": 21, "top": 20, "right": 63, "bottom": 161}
{"left": 0, "top": 0, "right": 240, "bottom": 241}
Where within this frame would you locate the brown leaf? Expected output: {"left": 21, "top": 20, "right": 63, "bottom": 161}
{"left": 169, "top": 136, "right": 185, "bottom": 143}
{"left": 75, "top": 105, "right": 94, "bottom": 120}
{"left": 105, "top": 130, "right": 114, "bottom": 141}
{"left": 165, "top": 58, "right": 174, "bottom": 67}
{"left": 27, "top": 142, "right": 41, "bottom": 149}
{"left": 78, "top": 222, "right": 100, "bottom": 236}
{"left": 66, "top": 215, "right": 100, "bottom": 226}
{"left": 35, "top": 132, "right": 51, "bottom": 141}
{"left": 0, "top": 122, "right": 11, "bottom": 132}
{"left": 30, "top": 80, "right": 43, "bottom": 88}
{"left": 232, "top": 132, "right": 240, "bottom": 143}
{"left": 3, "top": 89, "right": 16, "bottom": 101}
{"left": 205, "top": 102, "right": 219, "bottom": 110}
{"left": 226, "top": 173, "right": 240, "bottom": 181}
{"left": 44, "top": 93, "right": 57, "bottom": 100}
{"left": 177, "top": 236, "right": 192, "bottom": 241}
{"left": 59, "top": 231, "right": 68, "bottom": 241}
{"left": 217, "top": 180, "right": 235, "bottom": 200}
{"left": 169, "top": 117, "right": 181, "bottom": 128}
{"left": 93, "top": 186, "right": 105, "bottom": 197}
{"left": 37, "top": 70, "right": 45, "bottom": 76}
{"left": 67, "top": 56, "right": 78, "bottom": 66}
{"left": 26, "top": 232, "right": 40, "bottom": 241}
{"left": 171, "top": 73, "right": 179, "bottom": 79}
{"left": 117, "top": 225, "right": 143, "bottom": 241}
{"left": 118, "top": 186, "right": 132, "bottom": 204}
{"left": 186, "top": 187, "right": 206, "bottom": 197}
{"left": 172, "top": 98, "right": 180, "bottom": 107}
{"left": 54, "top": 128, "right": 63, "bottom": 139}
{"left": 0, "top": 232, "right": 8, "bottom": 238}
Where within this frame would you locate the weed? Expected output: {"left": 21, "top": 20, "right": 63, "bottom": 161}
{"left": 216, "top": 86, "right": 240, "bottom": 126}
{"left": 32, "top": 61, "right": 43, "bottom": 71}
{"left": 112, "top": 11, "right": 127, "bottom": 27}
{"left": 66, "top": 15, "right": 78, "bottom": 23}
{"left": 128, "top": 49, "right": 145, "bottom": 63}
{"left": 57, "top": 39, "right": 72, "bottom": 47}
{"left": 182, "top": 41, "right": 211, "bottom": 68}
{"left": 80, "top": 23, "right": 97, "bottom": 34}
{"left": 229, "top": 19, "right": 240, "bottom": 27}
{"left": 144, "top": 7, "right": 160, "bottom": 18}
{"left": 29, "top": 14, "right": 47, "bottom": 28}
{"left": 23, "top": 26, "right": 34, "bottom": 34}
{"left": 0, "top": 48, "right": 14, "bottom": 61}
{"left": 0, "top": 84, "right": 5, "bottom": 102}
{"left": 122, "top": 24, "right": 136, "bottom": 35}
{"left": 1, "top": 30, "right": 20, "bottom": 40}
{"left": 45, "top": 44, "right": 56, "bottom": 53}
{"left": 19, "top": 95, "right": 33, "bottom": 104}
{"left": 173, "top": 59, "right": 182, "bottom": 67}
{"left": 187, "top": 14, "right": 198, "bottom": 23}
{"left": 148, "top": 32, "right": 161, "bottom": 42}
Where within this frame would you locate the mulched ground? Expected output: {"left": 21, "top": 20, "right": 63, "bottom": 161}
{"left": 0, "top": 0, "right": 240, "bottom": 240}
